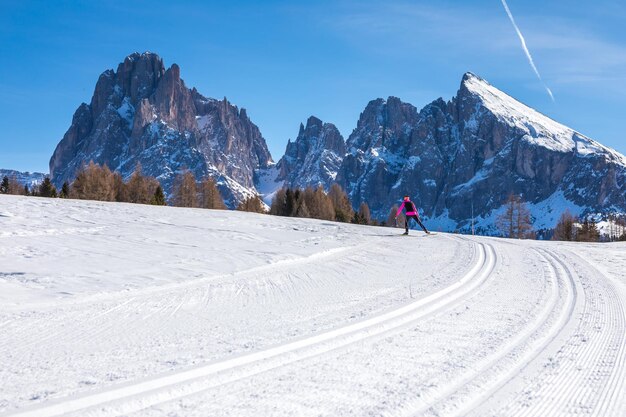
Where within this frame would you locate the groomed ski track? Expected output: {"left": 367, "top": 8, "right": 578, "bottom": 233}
{"left": 0, "top": 195, "right": 625, "bottom": 416}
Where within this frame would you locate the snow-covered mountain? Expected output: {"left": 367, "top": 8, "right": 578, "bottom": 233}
{"left": 297, "top": 73, "right": 626, "bottom": 231}
{"left": 49, "top": 55, "right": 626, "bottom": 229}
{"left": 0, "top": 169, "right": 46, "bottom": 188}
{"left": 50, "top": 52, "right": 273, "bottom": 206}
{"left": 276, "top": 116, "right": 345, "bottom": 190}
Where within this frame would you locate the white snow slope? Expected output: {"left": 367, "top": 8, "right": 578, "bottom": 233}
{"left": 1, "top": 195, "right": 625, "bottom": 417}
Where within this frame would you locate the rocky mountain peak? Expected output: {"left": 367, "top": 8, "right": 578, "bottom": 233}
{"left": 455, "top": 72, "right": 626, "bottom": 163}
{"left": 275, "top": 116, "right": 345, "bottom": 190}
{"left": 347, "top": 96, "right": 419, "bottom": 153}
{"left": 49, "top": 60, "right": 625, "bottom": 231}
{"left": 116, "top": 52, "right": 165, "bottom": 104}
{"left": 51, "top": 52, "right": 273, "bottom": 207}
{"left": 305, "top": 115, "right": 323, "bottom": 131}
{"left": 337, "top": 71, "right": 626, "bottom": 231}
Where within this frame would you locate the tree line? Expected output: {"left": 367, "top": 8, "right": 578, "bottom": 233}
{"left": 3, "top": 164, "right": 625, "bottom": 240}
{"left": 1, "top": 175, "right": 61, "bottom": 198}
{"left": 552, "top": 209, "right": 626, "bottom": 242}
{"left": 270, "top": 184, "right": 375, "bottom": 225}
{"left": 491, "top": 193, "right": 626, "bottom": 242}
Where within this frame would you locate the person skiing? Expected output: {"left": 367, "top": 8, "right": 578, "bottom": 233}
{"left": 395, "top": 195, "right": 430, "bottom": 235}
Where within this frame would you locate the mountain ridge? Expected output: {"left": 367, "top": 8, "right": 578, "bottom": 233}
{"left": 45, "top": 52, "right": 626, "bottom": 231}
{"left": 274, "top": 71, "right": 626, "bottom": 231}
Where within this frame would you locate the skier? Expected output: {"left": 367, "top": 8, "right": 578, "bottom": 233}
{"left": 395, "top": 195, "right": 430, "bottom": 235}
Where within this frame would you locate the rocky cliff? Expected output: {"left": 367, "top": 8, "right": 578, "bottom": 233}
{"left": 50, "top": 52, "right": 272, "bottom": 206}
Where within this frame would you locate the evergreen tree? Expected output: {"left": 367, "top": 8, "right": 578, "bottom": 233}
{"left": 199, "top": 177, "right": 226, "bottom": 209}
{"left": 38, "top": 177, "right": 57, "bottom": 198}
{"left": 287, "top": 189, "right": 311, "bottom": 218}
{"left": 59, "top": 181, "right": 70, "bottom": 198}
{"left": 0, "top": 176, "right": 8, "bottom": 194}
{"left": 23, "top": 184, "right": 30, "bottom": 196}
{"left": 150, "top": 185, "right": 166, "bottom": 206}
{"left": 270, "top": 188, "right": 288, "bottom": 216}
{"left": 285, "top": 188, "right": 296, "bottom": 216}
{"left": 352, "top": 202, "right": 371, "bottom": 225}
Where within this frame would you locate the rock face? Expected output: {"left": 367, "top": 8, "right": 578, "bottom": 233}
{"left": 333, "top": 73, "right": 626, "bottom": 231}
{"left": 50, "top": 52, "right": 272, "bottom": 206}
{"left": 276, "top": 116, "right": 345, "bottom": 190}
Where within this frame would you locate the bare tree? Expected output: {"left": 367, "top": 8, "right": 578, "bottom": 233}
{"left": 552, "top": 209, "right": 577, "bottom": 241}
{"left": 496, "top": 194, "right": 533, "bottom": 239}
{"left": 172, "top": 171, "right": 198, "bottom": 207}
{"left": 199, "top": 176, "right": 226, "bottom": 209}
{"left": 112, "top": 172, "right": 128, "bottom": 202}
{"left": 126, "top": 164, "right": 160, "bottom": 204}
{"left": 302, "top": 186, "right": 334, "bottom": 221}
{"left": 387, "top": 205, "right": 405, "bottom": 228}
{"left": 576, "top": 216, "right": 600, "bottom": 242}
{"left": 2, "top": 176, "right": 26, "bottom": 195}
{"left": 70, "top": 161, "right": 116, "bottom": 201}
{"left": 516, "top": 199, "right": 533, "bottom": 238}
{"left": 618, "top": 215, "right": 626, "bottom": 241}
{"left": 236, "top": 195, "right": 266, "bottom": 213}
{"left": 328, "top": 183, "right": 353, "bottom": 222}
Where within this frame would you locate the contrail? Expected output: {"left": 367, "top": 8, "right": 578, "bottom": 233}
{"left": 500, "top": 0, "right": 554, "bottom": 102}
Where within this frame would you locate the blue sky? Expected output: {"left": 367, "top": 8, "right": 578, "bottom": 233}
{"left": 1, "top": 0, "right": 625, "bottom": 173}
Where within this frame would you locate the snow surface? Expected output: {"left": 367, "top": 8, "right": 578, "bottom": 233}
{"left": 254, "top": 165, "right": 284, "bottom": 206}
{"left": 1, "top": 195, "right": 625, "bottom": 417}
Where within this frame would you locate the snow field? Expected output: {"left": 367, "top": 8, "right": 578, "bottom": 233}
{"left": 0, "top": 195, "right": 625, "bottom": 416}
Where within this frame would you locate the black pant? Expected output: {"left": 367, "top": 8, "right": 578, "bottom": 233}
{"left": 406, "top": 214, "right": 429, "bottom": 233}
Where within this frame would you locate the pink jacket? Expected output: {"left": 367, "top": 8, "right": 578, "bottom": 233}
{"left": 396, "top": 200, "right": 418, "bottom": 217}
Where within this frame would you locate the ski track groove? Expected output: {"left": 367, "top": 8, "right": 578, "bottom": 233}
{"left": 4, "top": 241, "right": 494, "bottom": 417}
{"left": 493, "top": 247, "right": 626, "bottom": 417}
{"left": 398, "top": 246, "right": 572, "bottom": 417}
